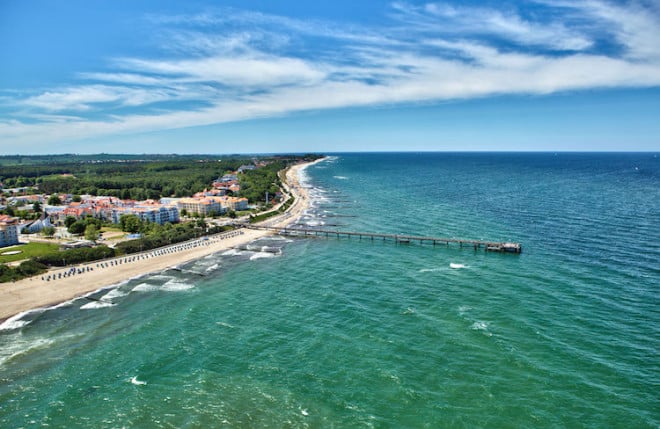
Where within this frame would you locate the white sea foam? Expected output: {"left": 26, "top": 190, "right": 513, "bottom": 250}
{"left": 50, "top": 300, "right": 75, "bottom": 310}
{"left": 458, "top": 305, "right": 472, "bottom": 315}
{"left": 419, "top": 267, "right": 442, "bottom": 273}
{"left": 470, "top": 321, "right": 492, "bottom": 336}
{"left": 216, "top": 321, "right": 235, "bottom": 329}
{"left": 102, "top": 288, "right": 128, "bottom": 300}
{"left": 250, "top": 252, "right": 276, "bottom": 261}
{"left": 471, "top": 321, "right": 489, "bottom": 330}
{"left": 0, "top": 336, "right": 56, "bottom": 367}
{"left": 132, "top": 283, "right": 159, "bottom": 293}
{"left": 205, "top": 263, "right": 220, "bottom": 272}
{"left": 0, "top": 311, "right": 34, "bottom": 331}
{"left": 450, "top": 263, "right": 467, "bottom": 269}
{"left": 222, "top": 249, "right": 243, "bottom": 256}
{"left": 333, "top": 176, "right": 349, "bottom": 180}
{"left": 80, "top": 301, "right": 115, "bottom": 310}
{"left": 260, "top": 236, "right": 292, "bottom": 243}
{"left": 130, "top": 376, "right": 147, "bottom": 386}
{"left": 161, "top": 280, "right": 195, "bottom": 292}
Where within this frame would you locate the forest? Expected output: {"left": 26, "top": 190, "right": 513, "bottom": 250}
{"left": 0, "top": 153, "right": 321, "bottom": 203}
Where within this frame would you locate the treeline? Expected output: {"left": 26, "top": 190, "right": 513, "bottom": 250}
{"left": 1, "top": 154, "right": 321, "bottom": 203}
{"left": 0, "top": 153, "right": 226, "bottom": 167}
{"left": 3, "top": 160, "right": 238, "bottom": 198}
{"left": 34, "top": 246, "right": 116, "bottom": 267}
{"left": 0, "top": 260, "right": 48, "bottom": 283}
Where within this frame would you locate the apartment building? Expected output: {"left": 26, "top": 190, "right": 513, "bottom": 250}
{"left": 0, "top": 215, "right": 19, "bottom": 248}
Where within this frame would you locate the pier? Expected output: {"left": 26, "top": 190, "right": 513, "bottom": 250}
{"left": 245, "top": 225, "right": 522, "bottom": 253}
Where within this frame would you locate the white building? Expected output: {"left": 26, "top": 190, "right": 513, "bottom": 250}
{"left": 0, "top": 215, "right": 20, "bottom": 248}
{"left": 111, "top": 205, "right": 180, "bottom": 225}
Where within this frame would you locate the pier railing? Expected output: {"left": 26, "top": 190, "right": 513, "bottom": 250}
{"left": 245, "top": 225, "right": 521, "bottom": 253}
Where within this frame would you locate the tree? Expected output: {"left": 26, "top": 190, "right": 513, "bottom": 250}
{"left": 119, "top": 214, "right": 142, "bottom": 233}
{"left": 68, "top": 220, "right": 86, "bottom": 235}
{"left": 48, "top": 194, "right": 62, "bottom": 205}
{"left": 41, "top": 226, "right": 56, "bottom": 237}
{"left": 64, "top": 216, "right": 77, "bottom": 228}
{"left": 72, "top": 195, "right": 82, "bottom": 203}
{"left": 84, "top": 224, "right": 99, "bottom": 242}
{"left": 33, "top": 201, "right": 42, "bottom": 213}
{"left": 17, "top": 260, "right": 48, "bottom": 276}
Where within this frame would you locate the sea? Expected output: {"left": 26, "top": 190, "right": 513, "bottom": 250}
{"left": 1, "top": 153, "right": 658, "bottom": 428}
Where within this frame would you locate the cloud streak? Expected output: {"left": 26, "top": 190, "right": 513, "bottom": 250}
{"left": 1, "top": 0, "right": 660, "bottom": 149}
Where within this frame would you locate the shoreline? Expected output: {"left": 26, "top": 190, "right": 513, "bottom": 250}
{"left": 0, "top": 158, "right": 324, "bottom": 324}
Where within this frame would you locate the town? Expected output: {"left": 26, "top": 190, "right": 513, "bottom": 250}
{"left": 0, "top": 154, "right": 319, "bottom": 282}
{"left": 1, "top": 164, "right": 260, "bottom": 247}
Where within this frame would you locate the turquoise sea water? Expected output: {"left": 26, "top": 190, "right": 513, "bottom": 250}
{"left": 1, "top": 153, "right": 658, "bottom": 428}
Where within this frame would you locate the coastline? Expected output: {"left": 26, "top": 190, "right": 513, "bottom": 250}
{"left": 0, "top": 158, "right": 323, "bottom": 324}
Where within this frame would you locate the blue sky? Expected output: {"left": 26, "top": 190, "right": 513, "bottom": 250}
{"left": 1, "top": 0, "right": 659, "bottom": 154}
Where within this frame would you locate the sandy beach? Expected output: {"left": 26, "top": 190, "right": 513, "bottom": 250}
{"left": 0, "top": 159, "right": 321, "bottom": 322}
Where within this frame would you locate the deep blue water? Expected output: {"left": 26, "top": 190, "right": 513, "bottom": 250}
{"left": 1, "top": 152, "right": 658, "bottom": 428}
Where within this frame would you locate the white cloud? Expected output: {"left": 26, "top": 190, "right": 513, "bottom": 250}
{"left": 2, "top": 0, "right": 660, "bottom": 149}
{"left": 78, "top": 72, "right": 167, "bottom": 86}
{"left": 22, "top": 86, "right": 124, "bottom": 111}
{"left": 116, "top": 55, "right": 327, "bottom": 87}
{"left": 391, "top": 1, "right": 594, "bottom": 51}
{"left": 19, "top": 84, "right": 210, "bottom": 113}
{"left": 536, "top": 0, "right": 660, "bottom": 59}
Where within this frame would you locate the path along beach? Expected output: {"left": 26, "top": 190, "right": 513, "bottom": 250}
{"left": 0, "top": 159, "right": 320, "bottom": 322}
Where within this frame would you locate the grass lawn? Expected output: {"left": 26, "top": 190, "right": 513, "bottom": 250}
{"left": 100, "top": 225, "right": 123, "bottom": 233}
{"left": 0, "top": 242, "right": 59, "bottom": 264}
{"left": 100, "top": 226, "right": 126, "bottom": 240}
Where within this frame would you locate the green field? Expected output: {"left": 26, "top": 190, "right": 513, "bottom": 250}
{"left": 0, "top": 242, "right": 59, "bottom": 264}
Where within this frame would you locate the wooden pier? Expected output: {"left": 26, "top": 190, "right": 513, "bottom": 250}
{"left": 245, "top": 225, "right": 522, "bottom": 253}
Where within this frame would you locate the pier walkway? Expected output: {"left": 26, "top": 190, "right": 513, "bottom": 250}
{"left": 245, "top": 225, "right": 522, "bottom": 253}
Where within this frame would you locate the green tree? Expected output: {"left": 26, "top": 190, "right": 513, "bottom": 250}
{"left": 41, "top": 226, "right": 56, "bottom": 237}
{"left": 64, "top": 216, "right": 77, "bottom": 228}
{"left": 33, "top": 201, "right": 42, "bottom": 213}
{"left": 72, "top": 195, "right": 82, "bottom": 203}
{"left": 84, "top": 224, "right": 99, "bottom": 242}
{"left": 48, "top": 194, "right": 62, "bottom": 205}
{"left": 119, "top": 214, "right": 142, "bottom": 233}
{"left": 68, "top": 220, "right": 86, "bottom": 235}
{"left": 17, "top": 260, "right": 48, "bottom": 277}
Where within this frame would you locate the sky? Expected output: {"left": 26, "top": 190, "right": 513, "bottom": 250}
{"left": 1, "top": 0, "right": 659, "bottom": 154}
